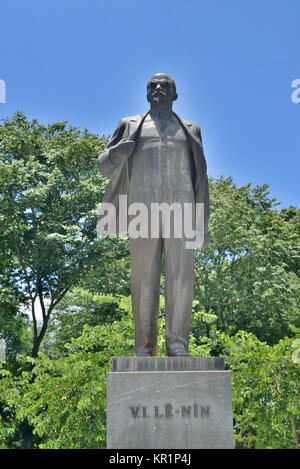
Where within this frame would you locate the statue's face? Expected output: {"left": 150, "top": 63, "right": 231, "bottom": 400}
{"left": 147, "top": 74, "right": 177, "bottom": 107}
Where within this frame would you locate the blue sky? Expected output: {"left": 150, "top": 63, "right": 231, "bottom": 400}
{"left": 0, "top": 0, "right": 299, "bottom": 209}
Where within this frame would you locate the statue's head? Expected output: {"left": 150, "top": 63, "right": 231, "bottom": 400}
{"left": 147, "top": 73, "right": 178, "bottom": 109}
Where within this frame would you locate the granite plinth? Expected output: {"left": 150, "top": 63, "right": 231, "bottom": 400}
{"left": 106, "top": 357, "right": 234, "bottom": 449}
{"left": 112, "top": 356, "right": 224, "bottom": 372}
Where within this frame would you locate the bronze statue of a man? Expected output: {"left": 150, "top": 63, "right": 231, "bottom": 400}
{"left": 97, "top": 73, "right": 210, "bottom": 357}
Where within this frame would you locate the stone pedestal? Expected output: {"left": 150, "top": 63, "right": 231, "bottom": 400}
{"left": 106, "top": 357, "right": 234, "bottom": 449}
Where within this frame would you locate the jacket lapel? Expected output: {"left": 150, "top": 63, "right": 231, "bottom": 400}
{"left": 173, "top": 112, "right": 199, "bottom": 145}
{"left": 128, "top": 112, "right": 149, "bottom": 141}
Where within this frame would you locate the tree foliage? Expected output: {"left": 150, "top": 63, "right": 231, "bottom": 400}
{"left": 0, "top": 299, "right": 298, "bottom": 449}
{"left": 0, "top": 112, "right": 108, "bottom": 357}
{"left": 194, "top": 177, "right": 300, "bottom": 344}
{"left": 0, "top": 113, "right": 299, "bottom": 449}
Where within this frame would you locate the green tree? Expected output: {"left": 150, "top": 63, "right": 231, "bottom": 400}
{"left": 0, "top": 232, "right": 30, "bottom": 360}
{"left": 1, "top": 294, "right": 298, "bottom": 449}
{"left": 41, "top": 287, "right": 128, "bottom": 358}
{"left": 78, "top": 237, "right": 131, "bottom": 296}
{"left": 207, "top": 331, "right": 300, "bottom": 449}
{"left": 0, "top": 287, "right": 30, "bottom": 361}
{"left": 0, "top": 112, "right": 108, "bottom": 357}
{"left": 194, "top": 177, "right": 300, "bottom": 344}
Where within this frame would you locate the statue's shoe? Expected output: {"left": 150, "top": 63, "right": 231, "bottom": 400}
{"left": 136, "top": 352, "right": 153, "bottom": 357}
{"left": 167, "top": 345, "right": 188, "bottom": 357}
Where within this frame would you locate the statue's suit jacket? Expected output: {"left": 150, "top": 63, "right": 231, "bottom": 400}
{"left": 97, "top": 111, "right": 210, "bottom": 247}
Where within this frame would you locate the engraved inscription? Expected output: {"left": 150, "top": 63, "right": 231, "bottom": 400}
{"left": 154, "top": 406, "right": 163, "bottom": 418}
{"left": 181, "top": 405, "right": 191, "bottom": 417}
{"left": 130, "top": 406, "right": 140, "bottom": 418}
{"left": 129, "top": 404, "right": 210, "bottom": 419}
{"left": 165, "top": 403, "right": 174, "bottom": 418}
